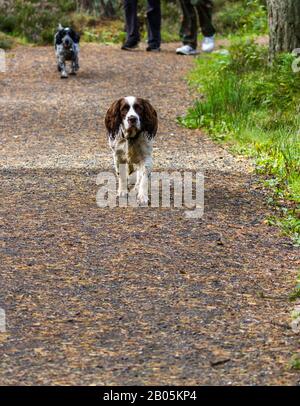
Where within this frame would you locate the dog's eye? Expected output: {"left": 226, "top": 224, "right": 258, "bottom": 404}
{"left": 134, "top": 104, "right": 143, "bottom": 114}
{"left": 121, "top": 105, "right": 129, "bottom": 115}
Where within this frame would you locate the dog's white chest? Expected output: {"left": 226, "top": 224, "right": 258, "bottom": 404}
{"left": 111, "top": 135, "right": 152, "bottom": 165}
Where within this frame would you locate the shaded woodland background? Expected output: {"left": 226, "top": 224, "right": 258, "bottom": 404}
{"left": 0, "top": 0, "right": 267, "bottom": 45}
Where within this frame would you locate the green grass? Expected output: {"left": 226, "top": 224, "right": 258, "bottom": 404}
{"left": 289, "top": 273, "right": 300, "bottom": 302}
{"left": 180, "top": 39, "right": 300, "bottom": 245}
{"left": 290, "top": 354, "right": 300, "bottom": 370}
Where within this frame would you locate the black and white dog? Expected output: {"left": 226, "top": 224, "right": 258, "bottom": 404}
{"left": 54, "top": 24, "right": 80, "bottom": 79}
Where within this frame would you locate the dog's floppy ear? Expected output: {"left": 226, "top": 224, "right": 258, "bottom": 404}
{"left": 69, "top": 29, "right": 80, "bottom": 43}
{"left": 55, "top": 24, "right": 64, "bottom": 44}
{"left": 105, "top": 99, "right": 123, "bottom": 139}
{"left": 140, "top": 99, "right": 158, "bottom": 139}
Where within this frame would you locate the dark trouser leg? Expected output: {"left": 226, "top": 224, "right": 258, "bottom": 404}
{"left": 196, "top": 0, "right": 216, "bottom": 37}
{"left": 123, "top": 0, "right": 140, "bottom": 44}
{"left": 147, "top": 0, "right": 161, "bottom": 48}
{"left": 179, "top": 0, "right": 198, "bottom": 49}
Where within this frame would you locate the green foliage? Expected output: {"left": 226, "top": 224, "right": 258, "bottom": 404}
{"left": 0, "top": 0, "right": 268, "bottom": 45}
{"left": 290, "top": 355, "right": 300, "bottom": 370}
{"left": 81, "top": 18, "right": 126, "bottom": 44}
{"left": 0, "top": 0, "right": 180, "bottom": 44}
{"left": 0, "top": 1, "right": 76, "bottom": 44}
{"left": 0, "top": 31, "right": 14, "bottom": 49}
{"left": 159, "top": 0, "right": 181, "bottom": 41}
{"left": 214, "top": 0, "right": 268, "bottom": 35}
{"left": 289, "top": 274, "right": 300, "bottom": 302}
{"left": 181, "top": 40, "right": 300, "bottom": 243}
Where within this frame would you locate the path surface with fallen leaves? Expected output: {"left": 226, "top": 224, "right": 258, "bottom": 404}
{"left": 0, "top": 43, "right": 299, "bottom": 385}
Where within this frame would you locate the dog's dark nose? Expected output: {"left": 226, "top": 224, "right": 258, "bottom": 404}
{"left": 128, "top": 116, "right": 137, "bottom": 124}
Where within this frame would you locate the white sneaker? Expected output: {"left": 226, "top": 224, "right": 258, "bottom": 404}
{"left": 202, "top": 36, "right": 215, "bottom": 53}
{"left": 176, "top": 45, "right": 197, "bottom": 55}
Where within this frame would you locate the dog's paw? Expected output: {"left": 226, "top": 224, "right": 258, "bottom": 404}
{"left": 137, "top": 193, "right": 149, "bottom": 206}
{"left": 70, "top": 71, "right": 77, "bottom": 75}
{"left": 118, "top": 190, "right": 128, "bottom": 198}
{"left": 61, "top": 72, "right": 68, "bottom": 79}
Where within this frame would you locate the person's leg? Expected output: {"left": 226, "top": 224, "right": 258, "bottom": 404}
{"left": 179, "top": 0, "right": 198, "bottom": 50}
{"left": 196, "top": 0, "right": 215, "bottom": 52}
{"left": 196, "top": 0, "right": 215, "bottom": 38}
{"left": 146, "top": 0, "right": 161, "bottom": 49}
{"left": 123, "top": 0, "right": 140, "bottom": 46}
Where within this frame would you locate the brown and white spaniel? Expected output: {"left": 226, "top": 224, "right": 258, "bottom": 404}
{"left": 105, "top": 96, "right": 158, "bottom": 205}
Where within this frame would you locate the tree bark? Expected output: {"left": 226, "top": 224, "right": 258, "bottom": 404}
{"left": 99, "top": 0, "right": 116, "bottom": 18}
{"left": 267, "top": 0, "right": 300, "bottom": 60}
{"left": 79, "top": 0, "right": 94, "bottom": 11}
{"left": 77, "top": 0, "right": 117, "bottom": 17}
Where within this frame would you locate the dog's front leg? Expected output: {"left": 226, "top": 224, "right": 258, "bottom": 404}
{"left": 74, "top": 45, "right": 80, "bottom": 71}
{"left": 134, "top": 169, "right": 141, "bottom": 192}
{"left": 137, "top": 157, "right": 152, "bottom": 205}
{"left": 114, "top": 154, "right": 128, "bottom": 198}
{"left": 71, "top": 60, "right": 76, "bottom": 75}
{"left": 58, "top": 54, "right": 68, "bottom": 78}
{"left": 71, "top": 54, "right": 78, "bottom": 75}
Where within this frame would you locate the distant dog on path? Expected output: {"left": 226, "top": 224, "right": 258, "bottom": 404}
{"left": 54, "top": 24, "right": 80, "bottom": 79}
{"left": 105, "top": 97, "right": 158, "bottom": 205}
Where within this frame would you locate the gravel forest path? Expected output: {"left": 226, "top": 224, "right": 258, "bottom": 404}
{"left": 0, "top": 43, "right": 299, "bottom": 385}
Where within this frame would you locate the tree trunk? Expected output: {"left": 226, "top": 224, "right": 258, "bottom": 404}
{"left": 267, "top": 0, "right": 300, "bottom": 60}
{"left": 99, "top": 0, "right": 116, "bottom": 18}
{"left": 79, "top": 0, "right": 94, "bottom": 11}
{"left": 77, "top": 0, "right": 117, "bottom": 17}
